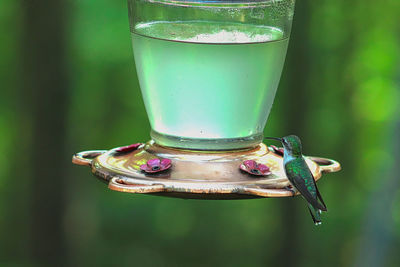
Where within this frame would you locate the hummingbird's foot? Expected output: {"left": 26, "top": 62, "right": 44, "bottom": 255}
{"left": 285, "top": 186, "right": 297, "bottom": 196}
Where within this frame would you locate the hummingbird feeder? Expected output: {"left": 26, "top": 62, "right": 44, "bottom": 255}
{"left": 72, "top": 0, "right": 341, "bottom": 200}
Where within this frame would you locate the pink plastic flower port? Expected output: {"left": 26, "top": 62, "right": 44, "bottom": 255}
{"left": 115, "top": 143, "right": 142, "bottom": 154}
{"left": 240, "top": 160, "right": 271, "bottom": 176}
{"left": 270, "top": 145, "right": 284, "bottom": 157}
{"left": 140, "top": 158, "right": 172, "bottom": 173}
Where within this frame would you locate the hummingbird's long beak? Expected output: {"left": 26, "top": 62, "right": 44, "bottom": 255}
{"left": 264, "top": 136, "right": 283, "bottom": 142}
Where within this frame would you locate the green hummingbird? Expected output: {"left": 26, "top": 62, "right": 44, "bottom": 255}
{"left": 265, "top": 135, "right": 327, "bottom": 225}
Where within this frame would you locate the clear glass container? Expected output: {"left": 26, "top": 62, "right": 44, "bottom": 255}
{"left": 128, "top": 0, "right": 295, "bottom": 150}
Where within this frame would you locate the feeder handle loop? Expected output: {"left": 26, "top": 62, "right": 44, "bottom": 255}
{"left": 308, "top": 156, "right": 341, "bottom": 173}
{"left": 243, "top": 187, "right": 297, "bottom": 198}
{"left": 108, "top": 177, "right": 165, "bottom": 194}
{"left": 72, "top": 150, "right": 107, "bottom": 166}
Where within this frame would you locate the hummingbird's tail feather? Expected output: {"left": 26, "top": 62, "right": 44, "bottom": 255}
{"left": 307, "top": 203, "right": 322, "bottom": 225}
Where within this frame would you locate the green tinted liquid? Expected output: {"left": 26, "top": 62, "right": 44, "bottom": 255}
{"left": 132, "top": 21, "right": 288, "bottom": 150}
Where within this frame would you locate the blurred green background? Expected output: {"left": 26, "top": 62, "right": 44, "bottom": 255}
{"left": 1, "top": 0, "right": 400, "bottom": 266}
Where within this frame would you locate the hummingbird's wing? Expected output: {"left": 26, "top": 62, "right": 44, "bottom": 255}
{"left": 309, "top": 164, "right": 327, "bottom": 211}
{"left": 284, "top": 157, "right": 327, "bottom": 211}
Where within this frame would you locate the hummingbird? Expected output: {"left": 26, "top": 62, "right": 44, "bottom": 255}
{"left": 265, "top": 135, "right": 327, "bottom": 225}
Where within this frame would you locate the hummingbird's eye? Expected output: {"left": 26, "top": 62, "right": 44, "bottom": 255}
{"left": 283, "top": 140, "right": 290, "bottom": 147}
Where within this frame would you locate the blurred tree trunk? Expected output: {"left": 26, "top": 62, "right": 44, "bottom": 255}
{"left": 275, "top": 0, "right": 311, "bottom": 266}
{"left": 21, "top": 0, "right": 69, "bottom": 265}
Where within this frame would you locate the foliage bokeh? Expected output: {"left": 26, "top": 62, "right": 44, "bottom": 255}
{"left": 1, "top": 0, "right": 399, "bottom": 266}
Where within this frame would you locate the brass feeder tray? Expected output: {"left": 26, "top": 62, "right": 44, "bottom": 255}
{"left": 72, "top": 141, "right": 341, "bottom": 200}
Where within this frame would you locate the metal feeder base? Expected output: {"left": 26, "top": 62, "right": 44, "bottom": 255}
{"left": 72, "top": 141, "right": 341, "bottom": 200}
